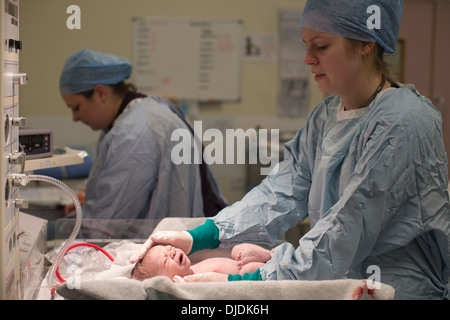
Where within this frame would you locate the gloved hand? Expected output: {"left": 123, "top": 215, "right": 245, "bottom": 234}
{"left": 173, "top": 272, "right": 228, "bottom": 283}
{"left": 128, "top": 230, "right": 193, "bottom": 263}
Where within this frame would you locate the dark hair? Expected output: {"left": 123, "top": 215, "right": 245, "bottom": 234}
{"left": 130, "top": 259, "right": 144, "bottom": 280}
{"left": 130, "top": 246, "right": 161, "bottom": 281}
{"left": 79, "top": 82, "right": 137, "bottom": 98}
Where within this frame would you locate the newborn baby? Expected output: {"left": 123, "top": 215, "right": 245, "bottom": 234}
{"left": 131, "top": 243, "right": 272, "bottom": 281}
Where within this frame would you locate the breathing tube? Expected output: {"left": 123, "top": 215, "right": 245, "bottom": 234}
{"left": 11, "top": 174, "right": 83, "bottom": 288}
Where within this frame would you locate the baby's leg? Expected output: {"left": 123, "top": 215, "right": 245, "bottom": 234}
{"left": 239, "top": 262, "right": 265, "bottom": 276}
{"left": 232, "top": 243, "right": 272, "bottom": 265}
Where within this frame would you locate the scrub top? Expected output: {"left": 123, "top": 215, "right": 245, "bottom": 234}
{"left": 82, "top": 96, "right": 206, "bottom": 220}
{"left": 212, "top": 85, "right": 450, "bottom": 299}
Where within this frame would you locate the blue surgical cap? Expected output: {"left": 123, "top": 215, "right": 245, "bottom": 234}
{"left": 300, "top": 0, "right": 403, "bottom": 54}
{"left": 60, "top": 49, "right": 132, "bottom": 94}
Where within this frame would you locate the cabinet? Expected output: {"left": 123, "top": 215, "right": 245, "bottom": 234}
{"left": 398, "top": 1, "right": 450, "bottom": 176}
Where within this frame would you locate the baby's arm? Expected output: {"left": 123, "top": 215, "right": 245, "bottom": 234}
{"left": 231, "top": 243, "right": 272, "bottom": 266}
{"left": 190, "top": 259, "right": 264, "bottom": 277}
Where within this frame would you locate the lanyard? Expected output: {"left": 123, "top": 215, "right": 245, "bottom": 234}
{"left": 343, "top": 74, "right": 387, "bottom": 111}
{"left": 362, "top": 74, "right": 386, "bottom": 109}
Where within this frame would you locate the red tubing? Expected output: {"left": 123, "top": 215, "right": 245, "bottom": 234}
{"left": 54, "top": 242, "right": 115, "bottom": 284}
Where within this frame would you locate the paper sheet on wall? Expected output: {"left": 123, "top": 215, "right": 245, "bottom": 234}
{"left": 244, "top": 33, "right": 278, "bottom": 62}
{"left": 132, "top": 17, "right": 243, "bottom": 102}
{"left": 278, "top": 8, "right": 309, "bottom": 117}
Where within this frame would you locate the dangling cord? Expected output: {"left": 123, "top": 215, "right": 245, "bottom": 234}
{"left": 361, "top": 74, "right": 386, "bottom": 109}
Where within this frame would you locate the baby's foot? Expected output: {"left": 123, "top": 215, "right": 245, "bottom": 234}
{"left": 231, "top": 244, "right": 272, "bottom": 265}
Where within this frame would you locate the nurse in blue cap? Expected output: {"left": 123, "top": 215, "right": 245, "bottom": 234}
{"left": 60, "top": 49, "right": 226, "bottom": 221}
{"left": 130, "top": 0, "right": 450, "bottom": 299}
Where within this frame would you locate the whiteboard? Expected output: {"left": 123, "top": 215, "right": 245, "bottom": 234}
{"left": 132, "top": 17, "right": 243, "bottom": 101}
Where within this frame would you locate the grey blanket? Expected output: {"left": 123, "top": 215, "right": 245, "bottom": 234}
{"left": 57, "top": 275, "right": 394, "bottom": 300}
{"left": 54, "top": 217, "right": 395, "bottom": 300}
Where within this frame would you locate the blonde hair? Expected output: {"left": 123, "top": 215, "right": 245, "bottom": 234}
{"left": 347, "top": 39, "right": 393, "bottom": 82}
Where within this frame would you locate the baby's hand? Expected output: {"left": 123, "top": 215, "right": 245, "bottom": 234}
{"left": 231, "top": 244, "right": 272, "bottom": 266}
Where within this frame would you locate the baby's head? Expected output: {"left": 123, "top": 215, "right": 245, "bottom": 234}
{"left": 131, "top": 245, "right": 193, "bottom": 281}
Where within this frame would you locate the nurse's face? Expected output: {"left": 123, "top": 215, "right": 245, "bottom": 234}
{"left": 62, "top": 85, "right": 113, "bottom": 131}
{"left": 301, "top": 28, "right": 364, "bottom": 96}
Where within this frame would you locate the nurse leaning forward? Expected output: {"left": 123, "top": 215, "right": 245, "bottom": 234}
{"left": 130, "top": 0, "right": 450, "bottom": 299}
{"left": 59, "top": 49, "right": 227, "bottom": 221}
